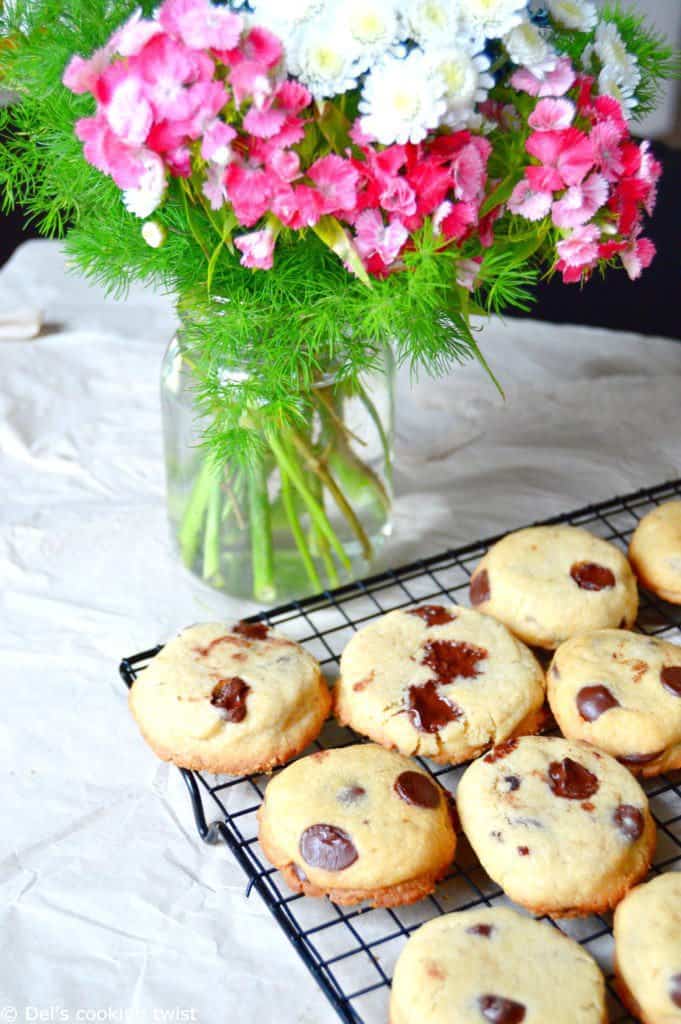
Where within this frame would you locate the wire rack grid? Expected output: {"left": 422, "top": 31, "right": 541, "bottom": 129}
{"left": 120, "top": 477, "right": 681, "bottom": 1024}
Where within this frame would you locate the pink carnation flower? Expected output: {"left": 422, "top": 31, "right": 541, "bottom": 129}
{"left": 136, "top": 35, "right": 215, "bottom": 120}
{"left": 159, "top": 0, "right": 242, "bottom": 52}
{"left": 230, "top": 60, "right": 272, "bottom": 107}
{"left": 379, "top": 177, "right": 417, "bottom": 218}
{"left": 234, "top": 26, "right": 283, "bottom": 69}
{"left": 201, "top": 120, "right": 237, "bottom": 164}
{"left": 508, "top": 179, "right": 553, "bottom": 221}
{"left": 308, "top": 155, "right": 360, "bottom": 214}
{"left": 112, "top": 10, "right": 163, "bottom": 57}
{"left": 225, "top": 164, "right": 276, "bottom": 225}
{"left": 63, "top": 47, "right": 112, "bottom": 95}
{"left": 620, "top": 236, "right": 656, "bottom": 280}
{"left": 589, "top": 120, "right": 626, "bottom": 181}
{"left": 555, "top": 224, "right": 601, "bottom": 282}
{"left": 270, "top": 183, "right": 325, "bottom": 229}
{"left": 243, "top": 104, "right": 287, "bottom": 139}
{"left": 528, "top": 98, "right": 575, "bottom": 133}
{"left": 526, "top": 128, "right": 595, "bottom": 190}
{"left": 102, "top": 71, "right": 154, "bottom": 147}
{"left": 267, "top": 148, "right": 301, "bottom": 182}
{"left": 202, "top": 163, "right": 228, "bottom": 209}
{"left": 551, "top": 172, "right": 608, "bottom": 229}
{"left": 511, "top": 57, "right": 575, "bottom": 98}
{"left": 456, "top": 257, "right": 482, "bottom": 292}
{"left": 451, "top": 142, "right": 487, "bottom": 202}
{"left": 75, "top": 114, "right": 145, "bottom": 189}
{"left": 354, "top": 210, "right": 408, "bottom": 266}
{"left": 235, "top": 228, "right": 276, "bottom": 270}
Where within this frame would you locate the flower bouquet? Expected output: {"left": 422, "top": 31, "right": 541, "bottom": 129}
{"left": 0, "top": 0, "right": 677, "bottom": 602}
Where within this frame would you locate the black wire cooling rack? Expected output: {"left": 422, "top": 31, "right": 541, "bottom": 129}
{"left": 120, "top": 477, "right": 681, "bottom": 1024}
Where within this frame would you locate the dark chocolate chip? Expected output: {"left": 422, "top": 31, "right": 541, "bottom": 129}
{"left": 576, "top": 684, "right": 620, "bottom": 722}
{"left": 421, "top": 639, "right": 487, "bottom": 683}
{"left": 548, "top": 757, "right": 599, "bottom": 799}
{"left": 407, "top": 681, "right": 462, "bottom": 733}
{"left": 299, "top": 824, "right": 358, "bottom": 871}
{"left": 478, "top": 995, "right": 526, "bottom": 1023}
{"left": 670, "top": 974, "right": 681, "bottom": 1009}
{"left": 337, "top": 785, "right": 366, "bottom": 805}
{"left": 484, "top": 739, "right": 518, "bottom": 764}
{"left": 570, "top": 561, "right": 616, "bottom": 591}
{"left": 233, "top": 620, "right": 270, "bottom": 640}
{"left": 613, "top": 804, "right": 644, "bottom": 841}
{"left": 618, "top": 750, "right": 663, "bottom": 765}
{"left": 467, "top": 923, "right": 494, "bottom": 938}
{"left": 661, "top": 666, "right": 681, "bottom": 697}
{"left": 504, "top": 775, "right": 521, "bottom": 791}
{"left": 517, "top": 846, "right": 530, "bottom": 856}
{"left": 210, "top": 677, "right": 250, "bottom": 723}
{"left": 407, "top": 605, "right": 456, "bottom": 627}
{"left": 470, "top": 569, "right": 490, "bottom": 606}
{"left": 395, "top": 770, "right": 440, "bottom": 808}
{"left": 551, "top": 663, "right": 560, "bottom": 679}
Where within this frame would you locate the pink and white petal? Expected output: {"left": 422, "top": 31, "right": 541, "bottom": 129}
{"left": 243, "top": 105, "right": 287, "bottom": 139}
{"left": 234, "top": 228, "right": 276, "bottom": 270}
{"left": 528, "top": 98, "right": 575, "bottom": 132}
{"left": 508, "top": 180, "right": 553, "bottom": 221}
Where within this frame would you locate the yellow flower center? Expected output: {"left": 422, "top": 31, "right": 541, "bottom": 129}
{"left": 349, "top": 11, "right": 386, "bottom": 41}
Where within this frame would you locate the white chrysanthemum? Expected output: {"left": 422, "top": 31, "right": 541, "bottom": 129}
{"left": 359, "top": 49, "right": 447, "bottom": 144}
{"left": 341, "top": 0, "right": 402, "bottom": 60}
{"left": 247, "top": 0, "right": 324, "bottom": 56}
{"left": 428, "top": 46, "right": 494, "bottom": 128}
{"left": 404, "top": 0, "right": 462, "bottom": 45}
{"left": 504, "top": 19, "right": 557, "bottom": 76}
{"left": 293, "top": 17, "right": 369, "bottom": 97}
{"left": 598, "top": 66, "right": 638, "bottom": 115}
{"left": 460, "top": 0, "right": 526, "bottom": 39}
{"left": 594, "top": 22, "right": 641, "bottom": 91}
{"left": 545, "top": 0, "right": 597, "bottom": 32}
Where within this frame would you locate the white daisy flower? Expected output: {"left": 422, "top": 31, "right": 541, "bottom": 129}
{"left": 504, "top": 18, "right": 557, "bottom": 76}
{"left": 359, "top": 48, "right": 447, "bottom": 145}
{"left": 428, "top": 45, "right": 494, "bottom": 128}
{"left": 460, "top": 0, "right": 526, "bottom": 39}
{"left": 404, "top": 0, "right": 463, "bottom": 45}
{"left": 598, "top": 66, "right": 638, "bottom": 116}
{"left": 594, "top": 21, "right": 641, "bottom": 91}
{"left": 545, "top": 0, "right": 597, "bottom": 32}
{"left": 342, "top": 0, "right": 402, "bottom": 60}
{"left": 293, "top": 17, "right": 370, "bottom": 97}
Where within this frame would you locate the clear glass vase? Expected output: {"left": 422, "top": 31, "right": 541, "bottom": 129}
{"left": 160, "top": 334, "right": 394, "bottom": 603}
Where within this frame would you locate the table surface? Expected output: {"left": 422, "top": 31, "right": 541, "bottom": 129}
{"left": 2, "top": 239, "right": 680, "bottom": 1024}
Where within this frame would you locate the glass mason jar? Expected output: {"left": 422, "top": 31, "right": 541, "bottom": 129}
{"left": 160, "top": 334, "right": 395, "bottom": 603}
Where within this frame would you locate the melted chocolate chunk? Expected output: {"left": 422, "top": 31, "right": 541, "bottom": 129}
{"left": 337, "top": 785, "right": 366, "bottom": 805}
{"left": 478, "top": 995, "right": 526, "bottom": 1023}
{"left": 484, "top": 739, "right": 518, "bottom": 764}
{"left": 619, "top": 750, "right": 663, "bottom": 765}
{"left": 407, "top": 681, "right": 462, "bottom": 733}
{"left": 504, "top": 775, "right": 521, "bottom": 792}
{"left": 570, "top": 561, "right": 616, "bottom": 591}
{"left": 422, "top": 639, "right": 487, "bottom": 683}
{"left": 233, "top": 620, "right": 270, "bottom": 640}
{"left": 661, "top": 666, "right": 681, "bottom": 697}
{"left": 292, "top": 863, "right": 308, "bottom": 884}
{"left": 548, "top": 758, "right": 599, "bottom": 800}
{"left": 210, "top": 677, "right": 250, "bottom": 723}
{"left": 613, "top": 804, "right": 644, "bottom": 841}
{"left": 670, "top": 974, "right": 681, "bottom": 1009}
{"left": 407, "top": 605, "right": 456, "bottom": 627}
{"left": 576, "top": 684, "right": 620, "bottom": 722}
{"left": 394, "top": 771, "right": 440, "bottom": 809}
{"left": 299, "top": 824, "right": 358, "bottom": 871}
{"left": 467, "top": 923, "right": 494, "bottom": 938}
{"left": 470, "top": 569, "right": 490, "bottom": 606}
{"left": 517, "top": 846, "right": 530, "bottom": 856}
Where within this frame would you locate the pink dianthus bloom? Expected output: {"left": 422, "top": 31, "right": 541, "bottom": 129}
{"left": 526, "top": 128, "right": 595, "bottom": 190}
{"left": 528, "top": 98, "right": 575, "bottom": 133}
{"left": 159, "top": 0, "right": 242, "bottom": 51}
{"left": 235, "top": 228, "right": 276, "bottom": 270}
{"left": 620, "top": 236, "right": 655, "bottom": 280}
{"left": 308, "top": 155, "right": 360, "bottom": 214}
{"left": 551, "top": 172, "right": 608, "bottom": 229}
{"left": 511, "top": 58, "right": 575, "bottom": 98}
{"left": 354, "top": 210, "right": 408, "bottom": 266}
{"left": 555, "top": 224, "right": 601, "bottom": 282}
{"left": 508, "top": 179, "right": 553, "bottom": 221}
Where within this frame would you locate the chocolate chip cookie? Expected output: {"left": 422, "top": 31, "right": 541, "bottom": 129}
{"left": 257, "top": 744, "right": 456, "bottom": 906}
{"left": 128, "top": 621, "right": 330, "bottom": 775}
{"left": 548, "top": 629, "right": 681, "bottom": 777}
{"left": 335, "top": 605, "right": 546, "bottom": 765}
{"left": 457, "top": 735, "right": 655, "bottom": 917}
{"left": 391, "top": 907, "right": 607, "bottom": 1024}
{"left": 614, "top": 873, "right": 681, "bottom": 1024}
{"left": 469, "top": 525, "right": 638, "bottom": 649}
{"left": 629, "top": 500, "right": 681, "bottom": 605}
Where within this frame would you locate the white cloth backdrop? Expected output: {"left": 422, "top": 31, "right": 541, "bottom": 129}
{"left": 1, "top": 240, "right": 680, "bottom": 1023}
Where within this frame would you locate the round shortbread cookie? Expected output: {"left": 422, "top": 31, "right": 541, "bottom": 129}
{"left": 469, "top": 524, "right": 638, "bottom": 649}
{"left": 128, "top": 620, "right": 330, "bottom": 775}
{"left": 548, "top": 629, "right": 681, "bottom": 777}
{"left": 629, "top": 500, "right": 681, "bottom": 605}
{"left": 335, "top": 604, "right": 546, "bottom": 765}
{"left": 457, "top": 735, "right": 655, "bottom": 917}
{"left": 614, "top": 872, "right": 681, "bottom": 1024}
{"left": 390, "top": 907, "right": 607, "bottom": 1024}
{"left": 257, "top": 744, "right": 456, "bottom": 907}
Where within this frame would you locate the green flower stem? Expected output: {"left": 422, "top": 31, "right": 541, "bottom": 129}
{"left": 287, "top": 425, "right": 374, "bottom": 562}
{"left": 280, "top": 466, "right": 322, "bottom": 592}
{"left": 307, "top": 471, "right": 339, "bottom": 589}
{"left": 202, "top": 475, "right": 223, "bottom": 582}
{"left": 178, "top": 456, "right": 216, "bottom": 568}
{"left": 247, "top": 454, "right": 276, "bottom": 602}
{"left": 266, "top": 430, "right": 352, "bottom": 574}
{"left": 357, "top": 381, "right": 393, "bottom": 491}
